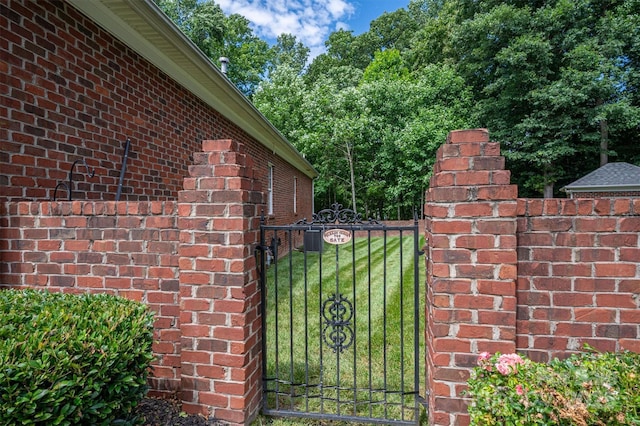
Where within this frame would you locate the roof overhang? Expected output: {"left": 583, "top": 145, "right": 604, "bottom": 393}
{"left": 562, "top": 184, "right": 640, "bottom": 193}
{"left": 66, "top": 0, "right": 317, "bottom": 179}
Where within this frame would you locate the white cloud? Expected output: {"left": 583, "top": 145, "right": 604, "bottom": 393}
{"left": 335, "top": 21, "right": 349, "bottom": 31}
{"left": 326, "top": 0, "right": 352, "bottom": 18}
{"left": 216, "top": 0, "right": 356, "bottom": 58}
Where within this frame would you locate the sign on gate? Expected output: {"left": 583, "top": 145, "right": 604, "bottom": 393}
{"left": 323, "top": 228, "right": 352, "bottom": 245}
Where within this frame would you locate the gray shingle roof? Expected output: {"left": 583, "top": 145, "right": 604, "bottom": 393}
{"left": 563, "top": 162, "right": 640, "bottom": 191}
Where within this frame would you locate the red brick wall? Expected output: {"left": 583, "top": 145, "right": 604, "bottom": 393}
{"left": 424, "top": 129, "right": 640, "bottom": 426}
{"left": 2, "top": 1, "right": 313, "bottom": 423}
{"left": 0, "top": 0, "right": 312, "bottom": 217}
{"left": 517, "top": 197, "right": 640, "bottom": 361}
{"left": 424, "top": 129, "right": 518, "bottom": 426}
{"left": 178, "top": 139, "right": 264, "bottom": 423}
{"left": 0, "top": 138, "right": 297, "bottom": 424}
{"left": 0, "top": 200, "right": 182, "bottom": 393}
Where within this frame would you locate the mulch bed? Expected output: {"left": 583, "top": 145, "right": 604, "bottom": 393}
{"left": 136, "top": 397, "right": 227, "bottom": 426}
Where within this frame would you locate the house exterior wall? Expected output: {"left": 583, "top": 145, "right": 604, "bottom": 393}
{"left": 0, "top": 0, "right": 313, "bottom": 223}
{"left": 424, "top": 129, "right": 640, "bottom": 426}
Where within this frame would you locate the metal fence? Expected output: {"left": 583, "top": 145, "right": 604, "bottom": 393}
{"left": 258, "top": 204, "right": 426, "bottom": 425}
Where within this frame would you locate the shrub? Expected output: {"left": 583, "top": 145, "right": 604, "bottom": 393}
{"left": 466, "top": 350, "right": 640, "bottom": 425}
{"left": 0, "top": 289, "right": 155, "bottom": 425}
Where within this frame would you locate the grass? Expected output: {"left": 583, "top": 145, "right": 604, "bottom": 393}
{"left": 260, "top": 229, "right": 426, "bottom": 425}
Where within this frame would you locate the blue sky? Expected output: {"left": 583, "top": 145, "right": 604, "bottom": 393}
{"left": 216, "top": 0, "right": 411, "bottom": 58}
{"left": 347, "top": 0, "right": 411, "bottom": 34}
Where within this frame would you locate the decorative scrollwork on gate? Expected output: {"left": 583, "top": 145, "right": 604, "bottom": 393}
{"left": 322, "top": 293, "right": 354, "bottom": 353}
{"left": 297, "top": 203, "right": 379, "bottom": 225}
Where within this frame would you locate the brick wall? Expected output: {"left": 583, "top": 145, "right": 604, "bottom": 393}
{"left": 177, "top": 139, "right": 264, "bottom": 423}
{"left": 0, "top": 0, "right": 313, "bottom": 214}
{"left": 424, "top": 129, "right": 640, "bottom": 425}
{"left": 424, "top": 129, "right": 518, "bottom": 425}
{"left": 517, "top": 197, "right": 640, "bottom": 360}
{"left": 2, "top": 0, "right": 193, "bottom": 200}
{"left": 0, "top": 139, "right": 303, "bottom": 424}
{"left": 0, "top": 200, "right": 182, "bottom": 393}
{"left": 2, "top": 0, "right": 314, "bottom": 423}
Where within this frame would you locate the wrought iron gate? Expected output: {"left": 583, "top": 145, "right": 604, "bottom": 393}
{"left": 258, "top": 204, "right": 425, "bottom": 425}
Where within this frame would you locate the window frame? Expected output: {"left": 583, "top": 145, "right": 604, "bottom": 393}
{"left": 293, "top": 176, "right": 297, "bottom": 214}
{"left": 267, "top": 163, "right": 274, "bottom": 215}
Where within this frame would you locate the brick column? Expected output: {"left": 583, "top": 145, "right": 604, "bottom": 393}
{"left": 424, "top": 129, "right": 518, "bottom": 425}
{"left": 178, "top": 140, "right": 263, "bottom": 424}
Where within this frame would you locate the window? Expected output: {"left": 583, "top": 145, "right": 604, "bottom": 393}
{"left": 268, "top": 164, "right": 274, "bottom": 215}
{"left": 293, "top": 176, "right": 297, "bottom": 214}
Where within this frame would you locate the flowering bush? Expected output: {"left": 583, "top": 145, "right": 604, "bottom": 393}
{"left": 466, "top": 350, "right": 640, "bottom": 425}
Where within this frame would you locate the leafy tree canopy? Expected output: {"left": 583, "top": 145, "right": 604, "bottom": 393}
{"left": 157, "top": 0, "right": 639, "bottom": 210}
{"left": 154, "top": 0, "right": 270, "bottom": 96}
{"left": 447, "top": 0, "right": 640, "bottom": 196}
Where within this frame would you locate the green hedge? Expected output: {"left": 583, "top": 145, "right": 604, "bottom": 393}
{"left": 0, "top": 289, "right": 155, "bottom": 425}
{"left": 466, "top": 350, "right": 640, "bottom": 425}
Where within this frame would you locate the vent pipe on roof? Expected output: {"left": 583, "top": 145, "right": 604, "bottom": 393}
{"left": 219, "top": 57, "right": 229, "bottom": 75}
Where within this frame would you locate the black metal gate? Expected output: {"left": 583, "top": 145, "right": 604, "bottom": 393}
{"left": 258, "top": 204, "right": 425, "bottom": 425}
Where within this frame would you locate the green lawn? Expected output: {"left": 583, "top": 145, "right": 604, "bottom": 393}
{"left": 260, "top": 231, "right": 426, "bottom": 425}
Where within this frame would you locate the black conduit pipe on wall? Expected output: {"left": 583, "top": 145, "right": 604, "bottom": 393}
{"left": 115, "top": 138, "right": 131, "bottom": 201}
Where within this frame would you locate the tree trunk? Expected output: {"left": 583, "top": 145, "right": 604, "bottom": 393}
{"left": 346, "top": 142, "right": 357, "bottom": 212}
{"left": 600, "top": 118, "right": 609, "bottom": 166}
{"left": 543, "top": 168, "right": 554, "bottom": 198}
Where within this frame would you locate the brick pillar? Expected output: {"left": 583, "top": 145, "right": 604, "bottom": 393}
{"left": 178, "top": 140, "right": 263, "bottom": 425}
{"left": 424, "top": 129, "right": 518, "bottom": 425}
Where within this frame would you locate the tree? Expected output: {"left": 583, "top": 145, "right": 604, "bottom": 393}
{"left": 154, "top": 0, "right": 225, "bottom": 57}
{"left": 359, "top": 64, "right": 473, "bottom": 218}
{"left": 449, "top": 0, "right": 640, "bottom": 197}
{"left": 305, "top": 30, "right": 375, "bottom": 85}
{"left": 366, "top": 8, "right": 419, "bottom": 52}
{"left": 276, "top": 62, "right": 473, "bottom": 218}
{"left": 267, "top": 34, "right": 309, "bottom": 75}
{"left": 253, "top": 64, "right": 307, "bottom": 143}
{"left": 362, "top": 49, "right": 410, "bottom": 83}
{"left": 154, "top": 0, "right": 271, "bottom": 96}
{"left": 218, "top": 14, "right": 271, "bottom": 96}
{"left": 295, "top": 80, "right": 369, "bottom": 212}
{"left": 405, "top": 0, "right": 460, "bottom": 68}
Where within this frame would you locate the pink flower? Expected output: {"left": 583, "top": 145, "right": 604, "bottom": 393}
{"left": 516, "top": 384, "right": 525, "bottom": 395}
{"left": 477, "top": 352, "right": 491, "bottom": 364}
{"left": 497, "top": 353, "right": 524, "bottom": 366}
{"left": 494, "top": 353, "right": 524, "bottom": 375}
{"left": 496, "top": 362, "right": 511, "bottom": 375}
{"left": 477, "top": 351, "right": 493, "bottom": 371}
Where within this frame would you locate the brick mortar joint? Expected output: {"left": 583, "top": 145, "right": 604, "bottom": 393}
{"left": 517, "top": 198, "right": 640, "bottom": 217}
{"left": 4, "top": 200, "right": 178, "bottom": 216}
